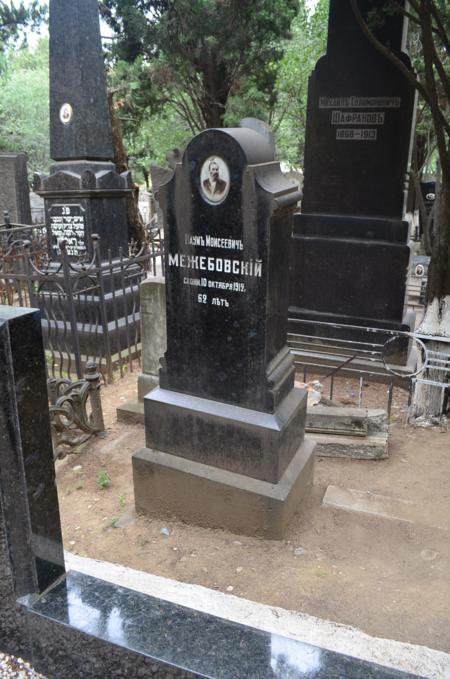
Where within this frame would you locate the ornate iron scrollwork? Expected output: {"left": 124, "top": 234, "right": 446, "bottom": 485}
{"left": 48, "top": 362, "right": 105, "bottom": 460}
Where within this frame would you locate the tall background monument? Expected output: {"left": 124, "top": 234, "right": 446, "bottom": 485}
{"left": 289, "top": 0, "right": 416, "bottom": 357}
{"left": 35, "top": 0, "right": 132, "bottom": 258}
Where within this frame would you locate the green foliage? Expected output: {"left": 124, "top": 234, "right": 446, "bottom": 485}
{"left": 104, "top": 0, "right": 329, "bottom": 171}
{"left": 108, "top": 56, "right": 190, "bottom": 179}
{"left": 0, "top": 37, "right": 50, "bottom": 176}
{"left": 103, "top": 0, "right": 299, "bottom": 130}
{"left": 272, "top": 0, "right": 328, "bottom": 166}
{"left": 0, "top": 1, "right": 46, "bottom": 52}
{"left": 97, "top": 469, "right": 111, "bottom": 489}
{"left": 126, "top": 104, "right": 190, "bottom": 181}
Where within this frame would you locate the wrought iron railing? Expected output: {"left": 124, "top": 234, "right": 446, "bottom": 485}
{"left": 288, "top": 318, "right": 449, "bottom": 419}
{"left": 0, "top": 222, "right": 165, "bottom": 383}
{"left": 48, "top": 362, "right": 105, "bottom": 461}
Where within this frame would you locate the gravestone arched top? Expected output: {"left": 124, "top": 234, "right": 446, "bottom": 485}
{"left": 186, "top": 127, "right": 274, "bottom": 167}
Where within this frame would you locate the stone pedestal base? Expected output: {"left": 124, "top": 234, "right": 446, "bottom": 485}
{"left": 132, "top": 439, "right": 315, "bottom": 539}
{"left": 289, "top": 213, "right": 414, "bottom": 364}
{"left": 144, "top": 387, "right": 308, "bottom": 484}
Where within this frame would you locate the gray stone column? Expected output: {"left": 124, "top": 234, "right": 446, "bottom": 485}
{"left": 116, "top": 276, "right": 167, "bottom": 422}
{"left": 138, "top": 276, "right": 167, "bottom": 401}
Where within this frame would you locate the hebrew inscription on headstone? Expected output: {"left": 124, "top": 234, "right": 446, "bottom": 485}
{"left": 48, "top": 204, "right": 86, "bottom": 257}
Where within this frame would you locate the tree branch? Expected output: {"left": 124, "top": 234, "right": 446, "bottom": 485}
{"left": 350, "top": 0, "right": 450, "bottom": 138}
{"left": 419, "top": 2, "right": 450, "bottom": 181}
{"left": 428, "top": 0, "right": 450, "bottom": 53}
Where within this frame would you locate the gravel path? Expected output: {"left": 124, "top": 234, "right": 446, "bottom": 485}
{"left": 0, "top": 653, "right": 46, "bottom": 678}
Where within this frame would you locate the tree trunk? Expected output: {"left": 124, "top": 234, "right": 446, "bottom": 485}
{"left": 411, "top": 154, "right": 450, "bottom": 423}
{"left": 199, "top": 57, "right": 230, "bottom": 128}
{"left": 107, "top": 91, "right": 146, "bottom": 245}
{"left": 410, "top": 340, "right": 448, "bottom": 424}
{"left": 200, "top": 88, "right": 227, "bottom": 128}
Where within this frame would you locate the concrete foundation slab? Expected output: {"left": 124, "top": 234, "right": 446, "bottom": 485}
{"left": 322, "top": 485, "right": 450, "bottom": 531}
{"left": 132, "top": 439, "right": 315, "bottom": 539}
{"left": 116, "top": 400, "right": 144, "bottom": 424}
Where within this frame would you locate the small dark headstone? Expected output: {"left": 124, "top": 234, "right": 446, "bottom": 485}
{"left": 0, "top": 153, "right": 32, "bottom": 224}
{"left": 289, "top": 0, "right": 416, "bottom": 355}
{"left": 159, "top": 129, "right": 297, "bottom": 413}
{"left": 134, "top": 126, "right": 315, "bottom": 538}
{"left": 35, "top": 0, "right": 132, "bottom": 258}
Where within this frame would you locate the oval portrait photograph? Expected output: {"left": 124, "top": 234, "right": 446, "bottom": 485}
{"left": 200, "top": 156, "right": 230, "bottom": 205}
{"left": 59, "top": 102, "right": 73, "bottom": 125}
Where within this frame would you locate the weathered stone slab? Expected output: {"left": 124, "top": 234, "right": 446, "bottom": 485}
{"left": 116, "top": 400, "right": 144, "bottom": 424}
{"left": 116, "top": 276, "right": 166, "bottom": 420}
{"left": 138, "top": 276, "right": 166, "bottom": 399}
{"left": 306, "top": 406, "right": 368, "bottom": 436}
{"left": 309, "top": 432, "right": 388, "bottom": 459}
{"left": 305, "top": 406, "right": 389, "bottom": 438}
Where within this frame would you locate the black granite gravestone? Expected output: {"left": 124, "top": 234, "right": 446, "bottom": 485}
{"left": 289, "top": 0, "right": 416, "bottom": 356}
{"left": 0, "top": 153, "right": 32, "bottom": 224}
{"left": 34, "top": 0, "right": 132, "bottom": 258}
{"left": 133, "top": 127, "right": 315, "bottom": 538}
{"left": 0, "top": 307, "right": 65, "bottom": 655}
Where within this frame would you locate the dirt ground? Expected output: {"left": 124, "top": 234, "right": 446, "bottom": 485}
{"left": 55, "top": 367, "right": 450, "bottom": 655}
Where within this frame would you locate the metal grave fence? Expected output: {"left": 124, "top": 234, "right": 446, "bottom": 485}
{"left": 288, "top": 317, "right": 450, "bottom": 419}
{"left": 0, "top": 221, "right": 165, "bottom": 383}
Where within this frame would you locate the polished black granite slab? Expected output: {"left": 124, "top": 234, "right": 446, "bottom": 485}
{"left": 26, "top": 571, "right": 423, "bottom": 679}
{"left": 0, "top": 504, "right": 31, "bottom": 659}
{"left": 0, "top": 307, "right": 65, "bottom": 596}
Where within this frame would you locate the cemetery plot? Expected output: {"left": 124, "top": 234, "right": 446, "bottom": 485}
{"left": 54, "top": 366, "right": 450, "bottom": 656}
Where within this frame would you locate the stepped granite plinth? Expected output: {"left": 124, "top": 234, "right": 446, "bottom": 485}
{"left": 133, "top": 124, "right": 315, "bottom": 538}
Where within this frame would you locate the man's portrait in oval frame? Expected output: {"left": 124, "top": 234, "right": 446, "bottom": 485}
{"left": 200, "top": 156, "right": 230, "bottom": 205}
